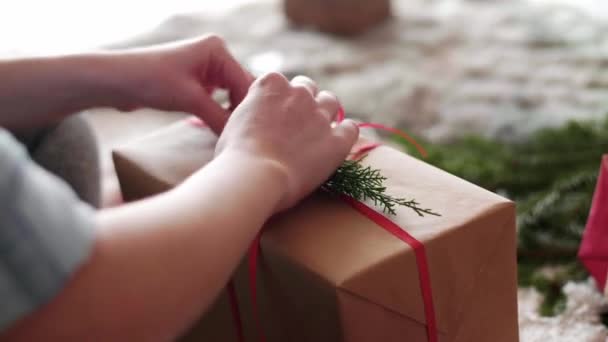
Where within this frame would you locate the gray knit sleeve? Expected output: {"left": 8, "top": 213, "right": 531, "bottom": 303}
{"left": 0, "top": 128, "right": 94, "bottom": 331}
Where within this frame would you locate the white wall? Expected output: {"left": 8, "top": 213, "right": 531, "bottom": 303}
{"left": 0, "top": 0, "right": 256, "bottom": 54}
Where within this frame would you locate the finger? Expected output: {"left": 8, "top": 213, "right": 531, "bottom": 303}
{"left": 252, "top": 72, "right": 290, "bottom": 92}
{"left": 225, "top": 59, "right": 255, "bottom": 111}
{"left": 332, "top": 119, "right": 360, "bottom": 157}
{"left": 205, "top": 39, "right": 255, "bottom": 110}
{"left": 316, "top": 90, "right": 339, "bottom": 122}
{"left": 190, "top": 84, "right": 230, "bottom": 135}
{"left": 290, "top": 75, "right": 319, "bottom": 97}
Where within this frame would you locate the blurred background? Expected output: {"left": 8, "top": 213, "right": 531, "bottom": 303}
{"left": 2, "top": 0, "right": 608, "bottom": 340}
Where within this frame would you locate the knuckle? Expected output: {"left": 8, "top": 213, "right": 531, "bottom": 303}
{"left": 291, "top": 85, "right": 312, "bottom": 99}
{"left": 203, "top": 34, "right": 225, "bottom": 47}
{"left": 311, "top": 109, "right": 333, "bottom": 128}
{"left": 292, "top": 75, "right": 314, "bottom": 84}
{"left": 345, "top": 122, "right": 360, "bottom": 139}
{"left": 257, "top": 72, "right": 288, "bottom": 88}
{"left": 318, "top": 90, "right": 338, "bottom": 103}
{"left": 335, "top": 132, "right": 353, "bottom": 149}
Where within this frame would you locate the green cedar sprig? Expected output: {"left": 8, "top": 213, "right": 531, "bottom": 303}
{"left": 323, "top": 158, "right": 440, "bottom": 217}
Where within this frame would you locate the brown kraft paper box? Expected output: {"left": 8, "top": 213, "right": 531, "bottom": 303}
{"left": 113, "top": 118, "right": 519, "bottom": 342}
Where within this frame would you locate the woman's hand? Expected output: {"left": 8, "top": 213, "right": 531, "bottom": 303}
{"left": 0, "top": 35, "right": 253, "bottom": 130}
{"left": 215, "top": 73, "right": 359, "bottom": 211}
{"left": 108, "top": 35, "right": 254, "bottom": 133}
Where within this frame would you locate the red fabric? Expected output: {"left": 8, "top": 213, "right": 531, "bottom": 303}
{"left": 579, "top": 155, "right": 608, "bottom": 290}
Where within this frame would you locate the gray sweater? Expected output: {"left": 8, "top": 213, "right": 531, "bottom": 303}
{"left": 0, "top": 128, "right": 94, "bottom": 331}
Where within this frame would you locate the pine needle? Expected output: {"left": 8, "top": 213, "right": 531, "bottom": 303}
{"left": 323, "top": 158, "right": 440, "bottom": 217}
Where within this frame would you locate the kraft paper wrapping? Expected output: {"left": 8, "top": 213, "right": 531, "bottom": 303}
{"left": 113, "top": 118, "right": 519, "bottom": 342}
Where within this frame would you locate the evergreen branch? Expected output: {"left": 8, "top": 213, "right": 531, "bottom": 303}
{"left": 323, "top": 158, "right": 440, "bottom": 217}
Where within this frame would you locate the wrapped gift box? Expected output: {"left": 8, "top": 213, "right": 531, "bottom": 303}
{"left": 113, "top": 118, "right": 519, "bottom": 342}
{"left": 579, "top": 155, "right": 608, "bottom": 292}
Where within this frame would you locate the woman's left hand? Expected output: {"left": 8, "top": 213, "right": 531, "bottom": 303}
{"left": 106, "top": 35, "right": 254, "bottom": 133}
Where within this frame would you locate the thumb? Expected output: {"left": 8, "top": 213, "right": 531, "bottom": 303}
{"left": 332, "top": 119, "right": 360, "bottom": 158}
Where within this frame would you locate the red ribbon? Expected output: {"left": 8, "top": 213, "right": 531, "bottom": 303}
{"left": 337, "top": 107, "right": 428, "bottom": 158}
{"left": 341, "top": 195, "right": 438, "bottom": 342}
{"left": 248, "top": 232, "right": 265, "bottom": 342}
{"left": 227, "top": 280, "right": 244, "bottom": 342}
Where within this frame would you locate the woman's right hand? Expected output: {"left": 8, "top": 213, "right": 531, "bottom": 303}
{"left": 215, "top": 72, "right": 359, "bottom": 211}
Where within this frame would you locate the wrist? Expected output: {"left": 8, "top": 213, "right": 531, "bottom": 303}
{"left": 217, "top": 150, "right": 290, "bottom": 211}
{"left": 176, "top": 149, "right": 290, "bottom": 215}
{"left": 49, "top": 53, "right": 132, "bottom": 111}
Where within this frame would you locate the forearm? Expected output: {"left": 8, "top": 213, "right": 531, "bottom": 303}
{"left": 0, "top": 54, "right": 126, "bottom": 129}
{"left": 3, "top": 152, "right": 285, "bottom": 341}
